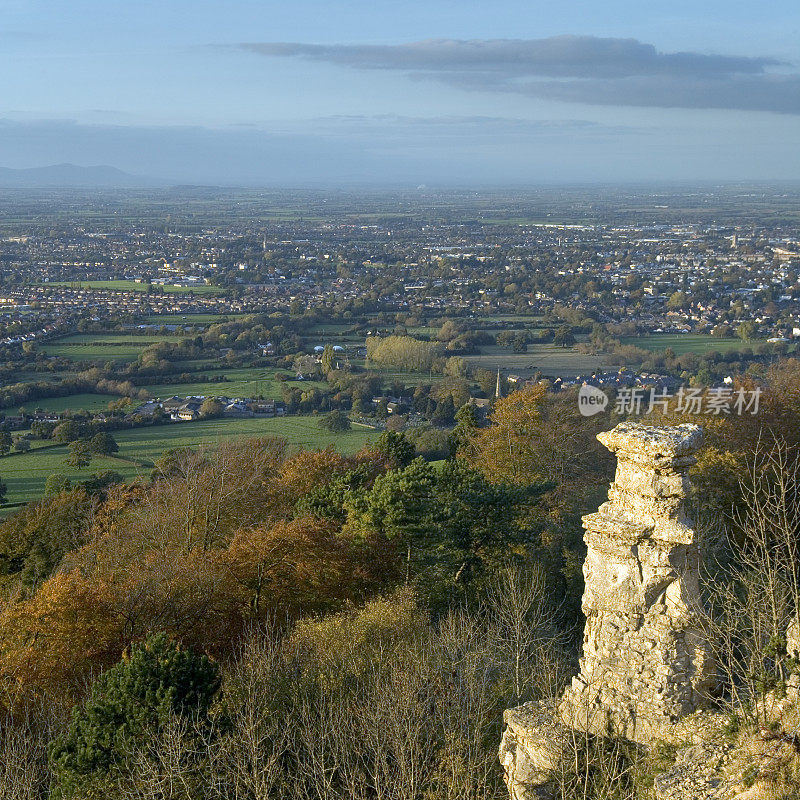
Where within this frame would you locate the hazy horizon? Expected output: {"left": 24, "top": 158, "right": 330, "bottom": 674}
{"left": 3, "top": 0, "right": 799, "bottom": 184}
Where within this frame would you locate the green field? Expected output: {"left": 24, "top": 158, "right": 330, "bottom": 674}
{"left": 466, "top": 343, "right": 603, "bottom": 377}
{"left": 405, "top": 326, "right": 439, "bottom": 338}
{"left": 48, "top": 334, "right": 173, "bottom": 344}
{"left": 17, "top": 393, "right": 122, "bottom": 414}
{"left": 621, "top": 335, "right": 765, "bottom": 354}
{"left": 0, "top": 416, "right": 378, "bottom": 506}
{"left": 354, "top": 361, "right": 445, "bottom": 385}
{"left": 0, "top": 447, "right": 142, "bottom": 506}
{"left": 43, "top": 280, "right": 223, "bottom": 295}
{"left": 480, "top": 314, "right": 547, "bottom": 324}
{"left": 304, "top": 323, "right": 356, "bottom": 336}
{"left": 41, "top": 343, "right": 146, "bottom": 363}
{"left": 141, "top": 368, "right": 327, "bottom": 401}
{"left": 40, "top": 333, "right": 174, "bottom": 363}
{"left": 141, "top": 314, "right": 243, "bottom": 325}
{"left": 14, "top": 371, "right": 68, "bottom": 384}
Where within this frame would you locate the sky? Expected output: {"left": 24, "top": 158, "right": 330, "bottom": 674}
{"left": 2, "top": 0, "right": 800, "bottom": 184}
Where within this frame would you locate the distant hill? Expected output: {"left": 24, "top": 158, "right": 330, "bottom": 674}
{"left": 0, "top": 163, "right": 156, "bottom": 188}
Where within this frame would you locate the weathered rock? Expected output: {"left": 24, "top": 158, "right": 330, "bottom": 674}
{"left": 499, "top": 424, "right": 722, "bottom": 800}
{"left": 653, "top": 740, "right": 731, "bottom": 800}
{"left": 499, "top": 701, "right": 574, "bottom": 800}
{"left": 559, "top": 422, "right": 716, "bottom": 742}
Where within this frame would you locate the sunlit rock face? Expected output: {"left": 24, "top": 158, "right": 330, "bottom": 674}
{"left": 558, "top": 422, "right": 716, "bottom": 743}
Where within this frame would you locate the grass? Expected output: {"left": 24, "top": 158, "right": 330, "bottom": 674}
{"left": 47, "top": 334, "right": 174, "bottom": 344}
{"left": 480, "top": 314, "right": 548, "bottom": 324}
{"left": 40, "top": 342, "right": 150, "bottom": 363}
{"left": 140, "top": 368, "right": 327, "bottom": 401}
{"left": 0, "top": 416, "right": 378, "bottom": 506}
{"left": 0, "top": 447, "right": 143, "bottom": 506}
{"left": 12, "top": 371, "right": 68, "bottom": 384}
{"left": 354, "top": 361, "right": 445, "bottom": 385}
{"left": 43, "top": 280, "right": 223, "bottom": 295}
{"left": 16, "top": 393, "right": 122, "bottom": 414}
{"left": 140, "top": 313, "right": 244, "bottom": 325}
{"left": 304, "top": 323, "right": 356, "bottom": 336}
{"left": 466, "top": 343, "right": 603, "bottom": 377}
{"left": 405, "top": 326, "right": 437, "bottom": 336}
{"left": 40, "top": 333, "right": 175, "bottom": 363}
{"left": 621, "top": 334, "right": 764, "bottom": 354}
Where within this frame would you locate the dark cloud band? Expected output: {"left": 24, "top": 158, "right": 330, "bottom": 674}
{"left": 241, "top": 36, "right": 798, "bottom": 114}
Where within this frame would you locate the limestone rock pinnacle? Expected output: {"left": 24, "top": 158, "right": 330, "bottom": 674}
{"left": 559, "top": 421, "right": 715, "bottom": 742}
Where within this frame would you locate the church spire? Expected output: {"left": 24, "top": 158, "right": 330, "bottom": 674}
{"left": 495, "top": 367, "right": 502, "bottom": 399}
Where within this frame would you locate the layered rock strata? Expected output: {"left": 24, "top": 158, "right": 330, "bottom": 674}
{"left": 558, "top": 422, "right": 716, "bottom": 742}
{"left": 500, "top": 423, "right": 720, "bottom": 800}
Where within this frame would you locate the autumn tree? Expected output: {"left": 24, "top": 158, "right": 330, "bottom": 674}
{"left": 0, "top": 570, "right": 122, "bottom": 699}
{"left": 366, "top": 335, "right": 443, "bottom": 372}
{"left": 0, "top": 487, "right": 95, "bottom": 594}
{"left": 275, "top": 446, "right": 352, "bottom": 510}
{"left": 463, "top": 385, "right": 610, "bottom": 504}
{"left": 220, "top": 516, "right": 389, "bottom": 619}
{"left": 651, "top": 360, "right": 800, "bottom": 522}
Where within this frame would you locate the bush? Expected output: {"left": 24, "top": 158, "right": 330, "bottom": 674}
{"left": 289, "top": 589, "right": 427, "bottom": 677}
{"left": 81, "top": 470, "right": 124, "bottom": 495}
{"left": 49, "top": 633, "right": 221, "bottom": 799}
{"left": 319, "top": 409, "right": 351, "bottom": 432}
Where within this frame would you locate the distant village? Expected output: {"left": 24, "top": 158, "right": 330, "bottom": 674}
{"left": 2, "top": 189, "right": 800, "bottom": 350}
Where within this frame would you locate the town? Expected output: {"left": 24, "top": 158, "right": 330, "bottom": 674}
{"left": 0, "top": 185, "right": 797, "bottom": 506}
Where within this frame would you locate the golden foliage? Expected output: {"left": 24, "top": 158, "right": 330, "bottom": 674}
{"left": 274, "top": 447, "right": 351, "bottom": 508}
{"left": 0, "top": 570, "right": 121, "bottom": 702}
{"left": 462, "top": 385, "right": 612, "bottom": 514}
{"left": 0, "top": 436, "right": 403, "bottom": 703}
{"left": 648, "top": 361, "right": 800, "bottom": 517}
{"left": 218, "top": 516, "right": 385, "bottom": 620}
{"left": 288, "top": 587, "right": 427, "bottom": 678}
{"left": 462, "top": 385, "right": 548, "bottom": 486}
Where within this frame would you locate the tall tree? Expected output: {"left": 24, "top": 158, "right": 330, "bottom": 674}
{"left": 89, "top": 432, "right": 118, "bottom": 456}
{"left": 320, "top": 343, "right": 336, "bottom": 375}
{"left": 65, "top": 440, "right": 92, "bottom": 469}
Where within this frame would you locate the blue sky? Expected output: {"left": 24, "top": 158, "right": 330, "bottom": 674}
{"left": 2, "top": 0, "right": 799, "bottom": 183}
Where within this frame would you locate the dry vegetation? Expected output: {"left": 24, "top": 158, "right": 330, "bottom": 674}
{"left": 2, "top": 363, "right": 800, "bottom": 797}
